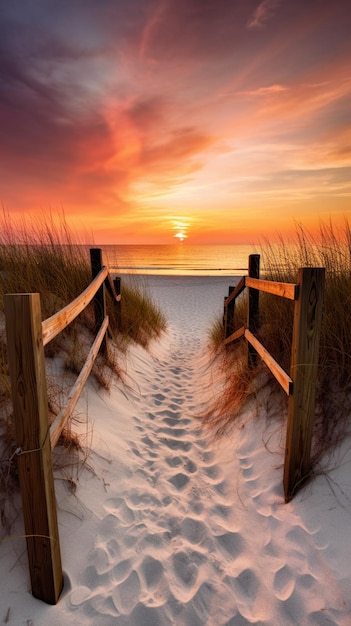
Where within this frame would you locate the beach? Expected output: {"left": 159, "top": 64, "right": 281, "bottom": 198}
{"left": 1, "top": 275, "right": 351, "bottom": 625}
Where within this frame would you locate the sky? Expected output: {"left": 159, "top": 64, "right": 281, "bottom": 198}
{"left": 1, "top": 0, "right": 351, "bottom": 244}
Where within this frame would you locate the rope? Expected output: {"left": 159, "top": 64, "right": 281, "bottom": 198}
{"left": 11, "top": 426, "right": 50, "bottom": 459}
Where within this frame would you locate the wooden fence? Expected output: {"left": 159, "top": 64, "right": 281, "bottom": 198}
{"left": 223, "top": 255, "right": 325, "bottom": 503}
{"left": 4, "top": 248, "right": 120, "bottom": 605}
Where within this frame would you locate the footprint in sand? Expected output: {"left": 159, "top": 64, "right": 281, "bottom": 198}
{"left": 165, "top": 454, "right": 183, "bottom": 468}
{"left": 112, "top": 569, "right": 141, "bottom": 614}
{"left": 172, "top": 550, "right": 198, "bottom": 587}
{"left": 185, "top": 458, "right": 197, "bottom": 473}
{"left": 230, "top": 568, "right": 262, "bottom": 621}
{"left": 181, "top": 517, "right": 208, "bottom": 545}
{"left": 215, "top": 531, "right": 245, "bottom": 559}
{"left": 153, "top": 392, "right": 166, "bottom": 405}
{"left": 140, "top": 555, "right": 164, "bottom": 590}
{"left": 157, "top": 426, "right": 188, "bottom": 438}
{"left": 157, "top": 408, "right": 182, "bottom": 419}
{"left": 203, "top": 463, "right": 223, "bottom": 480}
{"left": 161, "top": 437, "right": 193, "bottom": 452}
{"left": 273, "top": 564, "right": 295, "bottom": 601}
{"left": 168, "top": 472, "right": 190, "bottom": 490}
{"left": 163, "top": 416, "right": 192, "bottom": 427}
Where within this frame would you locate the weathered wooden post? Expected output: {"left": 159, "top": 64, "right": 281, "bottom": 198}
{"left": 223, "top": 295, "right": 227, "bottom": 332}
{"left": 247, "top": 254, "right": 260, "bottom": 367}
{"left": 284, "top": 267, "right": 325, "bottom": 501}
{"left": 90, "top": 248, "right": 107, "bottom": 355}
{"left": 113, "top": 276, "right": 122, "bottom": 329}
{"left": 225, "top": 286, "right": 235, "bottom": 339}
{"left": 4, "top": 293, "right": 63, "bottom": 604}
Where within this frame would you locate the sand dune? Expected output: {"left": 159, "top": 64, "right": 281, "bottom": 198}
{"left": 1, "top": 276, "right": 350, "bottom": 625}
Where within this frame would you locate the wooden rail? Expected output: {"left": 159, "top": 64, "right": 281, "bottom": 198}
{"left": 4, "top": 248, "right": 121, "bottom": 604}
{"left": 50, "top": 315, "right": 109, "bottom": 449}
{"left": 245, "top": 277, "right": 297, "bottom": 301}
{"left": 223, "top": 255, "right": 325, "bottom": 502}
{"left": 244, "top": 329, "right": 294, "bottom": 396}
{"left": 42, "top": 266, "right": 109, "bottom": 346}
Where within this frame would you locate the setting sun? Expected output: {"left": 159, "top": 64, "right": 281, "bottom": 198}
{"left": 174, "top": 232, "right": 187, "bottom": 242}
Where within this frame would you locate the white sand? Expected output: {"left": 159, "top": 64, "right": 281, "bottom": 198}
{"left": 1, "top": 275, "right": 351, "bottom": 625}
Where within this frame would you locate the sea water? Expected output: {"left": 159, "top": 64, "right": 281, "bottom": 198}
{"left": 100, "top": 244, "right": 259, "bottom": 277}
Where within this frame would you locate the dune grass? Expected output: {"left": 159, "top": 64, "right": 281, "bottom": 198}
{"left": 109, "top": 278, "right": 167, "bottom": 350}
{"left": 208, "top": 220, "right": 351, "bottom": 459}
{"left": 0, "top": 212, "right": 166, "bottom": 527}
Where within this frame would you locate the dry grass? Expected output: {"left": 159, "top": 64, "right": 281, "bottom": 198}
{"left": 0, "top": 211, "right": 166, "bottom": 530}
{"left": 208, "top": 219, "right": 351, "bottom": 460}
{"left": 202, "top": 340, "right": 254, "bottom": 436}
{"left": 107, "top": 277, "right": 167, "bottom": 350}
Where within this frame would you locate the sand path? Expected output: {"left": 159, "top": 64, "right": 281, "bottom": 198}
{"left": 68, "top": 277, "right": 248, "bottom": 624}
{"left": 65, "top": 277, "right": 348, "bottom": 625}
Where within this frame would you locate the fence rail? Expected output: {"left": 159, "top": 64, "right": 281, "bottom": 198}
{"left": 4, "top": 248, "right": 120, "bottom": 604}
{"left": 223, "top": 255, "right": 325, "bottom": 503}
{"left": 42, "top": 266, "right": 109, "bottom": 346}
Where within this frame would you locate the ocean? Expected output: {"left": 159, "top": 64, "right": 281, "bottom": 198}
{"left": 101, "top": 244, "right": 259, "bottom": 277}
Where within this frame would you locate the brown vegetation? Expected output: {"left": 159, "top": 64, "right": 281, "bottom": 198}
{"left": 208, "top": 220, "right": 351, "bottom": 461}
{"left": 0, "top": 212, "right": 166, "bottom": 529}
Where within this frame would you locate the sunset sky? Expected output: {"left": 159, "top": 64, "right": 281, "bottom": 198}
{"left": 1, "top": 0, "right": 350, "bottom": 244}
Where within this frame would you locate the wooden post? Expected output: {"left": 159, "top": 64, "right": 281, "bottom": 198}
{"left": 223, "top": 296, "right": 227, "bottom": 332}
{"left": 284, "top": 267, "right": 325, "bottom": 501}
{"left": 247, "top": 254, "right": 260, "bottom": 367}
{"left": 225, "top": 286, "right": 235, "bottom": 339}
{"left": 4, "top": 293, "right": 63, "bottom": 604}
{"left": 114, "top": 276, "right": 121, "bottom": 329}
{"left": 90, "top": 248, "right": 107, "bottom": 355}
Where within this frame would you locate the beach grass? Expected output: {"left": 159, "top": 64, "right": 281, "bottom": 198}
{"left": 0, "top": 212, "right": 166, "bottom": 524}
{"left": 208, "top": 219, "right": 351, "bottom": 457}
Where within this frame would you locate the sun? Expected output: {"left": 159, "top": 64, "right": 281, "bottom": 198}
{"left": 174, "top": 232, "right": 187, "bottom": 242}
{"left": 168, "top": 216, "right": 191, "bottom": 242}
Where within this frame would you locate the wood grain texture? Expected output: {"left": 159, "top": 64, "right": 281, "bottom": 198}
{"left": 90, "top": 248, "right": 107, "bottom": 356}
{"left": 246, "top": 277, "right": 297, "bottom": 301}
{"left": 42, "top": 266, "right": 108, "bottom": 346}
{"left": 284, "top": 267, "right": 325, "bottom": 501}
{"left": 245, "top": 329, "right": 293, "bottom": 395}
{"left": 224, "top": 285, "right": 235, "bottom": 338}
{"left": 247, "top": 255, "right": 260, "bottom": 367}
{"left": 224, "top": 276, "right": 245, "bottom": 306}
{"left": 4, "top": 293, "right": 63, "bottom": 604}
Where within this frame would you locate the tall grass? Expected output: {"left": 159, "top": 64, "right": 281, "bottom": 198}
{"left": 262, "top": 220, "right": 351, "bottom": 458}
{"left": 208, "top": 220, "right": 351, "bottom": 458}
{"left": 262, "top": 220, "right": 351, "bottom": 388}
{"left": 109, "top": 278, "right": 167, "bottom": 349}
{"left": 0, "top": 212, "right": 166, "bottom": 527}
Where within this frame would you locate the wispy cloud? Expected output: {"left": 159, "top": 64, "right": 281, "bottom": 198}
{"left": 239, "top": 84, "right": 289, "bottom": 97}
{"left": 247, "top": 0, "right": 282, "bottom": 30}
